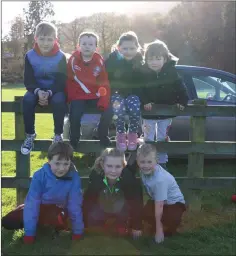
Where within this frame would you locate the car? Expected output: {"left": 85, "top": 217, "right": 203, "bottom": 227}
{"left": 63, "top": 65, "right": 236, "bottom": 157}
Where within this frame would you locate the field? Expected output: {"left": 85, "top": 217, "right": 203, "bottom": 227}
{"left": 1, "top": 85, "right": 236, "bottom": 255}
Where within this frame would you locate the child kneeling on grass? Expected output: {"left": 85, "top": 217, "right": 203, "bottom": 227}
{"left": 136, "top": 144, "right": 186, "bottom": 243}
{"left": 2, "top": 142, "right": 84, "bottom": 244}
{"left": 83, "top": 148, "right": 143, "bottom": 239}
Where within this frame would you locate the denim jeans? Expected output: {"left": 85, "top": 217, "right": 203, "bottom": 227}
{"left": 23, "top": 91, "right": 66, "bottom": 135}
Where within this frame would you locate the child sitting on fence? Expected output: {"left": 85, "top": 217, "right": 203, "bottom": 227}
{"left": 21, "top": 21, "right": 67, "bottom": 155}
{"left": 83, "top": 148, "right": 143, "bottom": 239}
{"left": 65, "top": 32, "right": 111, "bottom": 150}
{"left": 2, "top": 142, "right": 84, "bottom": 244}
{"left": 138, "top": 39, "right": 189, "bottom": 169}
{"left": 103, "top": 31, "right": 144, "bottom": 151}
{"left": 136, "top": 144, "right": 186, "bottom": 243}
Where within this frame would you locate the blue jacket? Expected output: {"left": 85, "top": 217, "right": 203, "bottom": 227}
{"left": 24, "top": 49, "right": 67, "bottom": 95}
{"left": 23, "top": 163, "right": 84, "bottom": 236}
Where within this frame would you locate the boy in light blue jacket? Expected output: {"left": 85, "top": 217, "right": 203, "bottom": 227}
{"left": 2, "top": 142, "right": 84, "bottom": 244}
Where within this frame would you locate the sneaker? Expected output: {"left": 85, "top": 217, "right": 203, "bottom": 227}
{"left": 127, "top": 133, "right": 138, "bottom": 151}
{"left": 52, "top": 134, "right": 63, "bottom": 143}
{"left": 21, "top": 133, "right": 36, "bottom": 155}
{"left": 116, "top": 133, "right": 127, "bottom": 151}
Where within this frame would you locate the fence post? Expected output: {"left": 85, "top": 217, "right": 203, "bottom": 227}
{"left": 187, "top": 99, "right": 206, "bottom": 211}
{"left": 15, "top": 96, "right": 30, "bottom": 205}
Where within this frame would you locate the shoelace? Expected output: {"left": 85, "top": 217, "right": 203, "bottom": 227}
{"left": 23, "top": 136, "right": 34, "bottom": 149}
{"left": 54, "top": 135, "right": 62, "bottom": 142}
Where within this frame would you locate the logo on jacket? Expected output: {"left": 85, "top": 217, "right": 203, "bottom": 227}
{"left": 93, "top": 66, "right": 101, "bottom": 76}
{"left": 74, "top": 65, "right": 81, "bottom": 71}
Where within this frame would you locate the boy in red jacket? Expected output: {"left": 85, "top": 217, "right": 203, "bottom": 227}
{"left": 66, "top": 32, "right": 112, "bottom": 149}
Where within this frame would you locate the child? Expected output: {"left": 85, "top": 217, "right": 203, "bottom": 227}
{"left": 83, "top": 148, "right": 143, "bottom": 239}
{"left": 139, "top": 39, "right": 189, "bottom": 169}
{"left": 136, "top": 144, "right": 186, "bottom": 243}
{"left": 21, "top": 21, "right": 67, "bottom": 155}
{"left": 104, "top": 31, "right": 144, "bottom": 151}
{"left": 65, "top": 32, "right": 111, "bottom": 150}
{"left": 2, "top": 142, "right": 84, "bottom": 244}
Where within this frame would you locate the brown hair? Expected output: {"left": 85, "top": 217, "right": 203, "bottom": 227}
{"left": 91, "top": 148, "right": 127, "bottom": 175}
{"left": 111, "top": 31, "right": 142, "bottom": 52}
{"left": 78, "top": 31, "right": 99, "bottom": 46}
{"left": 35, "top": 21, "right": 57, "bottom": 38}
{"left": 144, "top": 39, "right": 179, "bottom": 63}
{"left": 47, "top": 142, "right": 73, "bottom": 161}
{"left": 137, "top": 144, "right": 158, "bottom": 161}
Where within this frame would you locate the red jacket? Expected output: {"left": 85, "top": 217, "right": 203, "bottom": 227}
{"left": 65, "top": 50, "right": 110, "bottom": 111}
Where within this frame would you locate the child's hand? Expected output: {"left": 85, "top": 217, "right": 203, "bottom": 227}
{"left": 155, "top": 228, "right": 164, "bottom": 244}
{"left": 132, "top": 229, "right": 142, "bottom": 240}
{"left": 144, "top": 103, "right": 152, "bottom": 111}
{"left": 176, "top": 103, "right": 185, "bottom": 111}
{"left": 38, "top": 90, "right": 49, "bottom": 106}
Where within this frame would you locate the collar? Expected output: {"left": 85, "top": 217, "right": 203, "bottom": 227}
{"left": 103, "top": 176, "right": 120, "bottom": 193}
{"left": 33, "top": 42, "right": 60, "bottom": 56}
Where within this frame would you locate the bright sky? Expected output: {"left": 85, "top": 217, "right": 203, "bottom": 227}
{"left": 2, "top": 1, "right": 177, "bottom": 36}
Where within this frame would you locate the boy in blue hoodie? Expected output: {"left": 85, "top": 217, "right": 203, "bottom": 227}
{"left": 2, "top": 142, "right": 84, "bottom": 244}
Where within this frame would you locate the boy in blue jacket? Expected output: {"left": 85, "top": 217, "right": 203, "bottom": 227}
{"left": 2, "top": 142, "right": 84, "bottom": 244}
{"left": 21, "top": 21, "right": 67, "bottom": 155}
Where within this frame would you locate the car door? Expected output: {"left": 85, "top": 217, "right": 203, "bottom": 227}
{"left": 169, "top": 67, "right": 236, "bottom": 142}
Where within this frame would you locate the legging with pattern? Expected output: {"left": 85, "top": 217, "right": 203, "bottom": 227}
{"left": 111, "top": 94, "right": 141, "bottom": 134}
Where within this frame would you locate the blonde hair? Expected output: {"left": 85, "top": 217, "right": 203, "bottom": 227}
{"left": 137, "top": 144, "right": 158, "bottom": 161}
{"left": 35, "top": 21, "right": 57, "bottom": 38}
{"left": 144, "top": 39, "right": 179, "bottom": 63}
{"left": 91, "top": 148, "right": 127, "bottom": 175}
{"left": 111, "top": 31, "right": 142, "bottom": 53}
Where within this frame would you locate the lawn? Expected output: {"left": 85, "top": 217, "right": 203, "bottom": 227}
{"left": 1, "top": 85, "right": 236, "bottom": 255}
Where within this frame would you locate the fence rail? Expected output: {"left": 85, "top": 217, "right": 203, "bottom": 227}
{"left": 1, "top": 96, "right": 236, "bottom": 211}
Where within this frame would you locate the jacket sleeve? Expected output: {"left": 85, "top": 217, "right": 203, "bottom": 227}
{"left": 67, "top": 173, "right": 84, "bottom": 235}
{"left": 123, "top": 170, "right": 143, "bottom": 230}
{"left": 51, "top": 54, "right": 67, "bottom": 94}
{"left": 24, "top": 54, "right": 39, "bottom": 94}
{"left": 97, "top": 62, "right": 111, "bottom": 111}
{"left": 175, "top": 78, "right": 189, "bottom": 106}
{"left": 23, "top": 171, "right": 42, "bottom": 236}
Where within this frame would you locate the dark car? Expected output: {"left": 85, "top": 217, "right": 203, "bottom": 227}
{"left": 170, "top": 66, "right": 236, "bottom": 143}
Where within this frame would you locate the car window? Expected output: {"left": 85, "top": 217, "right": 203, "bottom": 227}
{"left": 192, "top": 75, "right": 236, "bottom": 103}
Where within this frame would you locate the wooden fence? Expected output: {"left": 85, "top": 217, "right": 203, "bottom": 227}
{"left": 2, "top": 96, "right": 236, "bottom": 211}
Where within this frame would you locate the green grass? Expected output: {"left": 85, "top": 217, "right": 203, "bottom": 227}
{"left": 2, "top": 85, "right": 236, "bottom": 255}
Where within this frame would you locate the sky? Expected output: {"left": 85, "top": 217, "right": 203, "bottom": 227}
{"left": 1, "top": 1, "right": 178, "bottom": 36}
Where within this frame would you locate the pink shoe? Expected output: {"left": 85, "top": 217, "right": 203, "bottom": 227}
{"left": 116, "top": 133, "right": 127, "bottom": 151}
{"left": 127, "top": 133, "right": 138, "bottom": 151}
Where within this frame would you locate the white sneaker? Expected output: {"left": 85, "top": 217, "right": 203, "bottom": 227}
{"left": 21, "top": 133, "right": 36, "bottom": 155}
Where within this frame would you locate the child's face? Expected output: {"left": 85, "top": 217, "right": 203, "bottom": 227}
{"left": 118, "top": 40, "right": 138, "bottom": 60}
{"left": 102, "top": 156, "right": 124, "bottom": 181}
{"left": 35, "top": 34, "right": 56, "bottom": 55}
{"left": 79, "top": 36, "right": 97, "bottom": 58}
{"left": 49, "top": 155, "right": 71, "bottom": 177}
{"left": 137, "top": 152, "right": 157, "bottom": 175}
{"left": 147, "top": 56, "right": 166, "bottom": 72}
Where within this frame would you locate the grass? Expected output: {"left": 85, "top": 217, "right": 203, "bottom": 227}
{"left": 1, "top": 84, "right": 236, "bottom": 255}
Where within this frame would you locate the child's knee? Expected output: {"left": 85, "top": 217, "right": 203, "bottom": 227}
{"left": 23, "top": 91, "right": 37, "bottom": 105}
{"left": 51, "top": 92, "right": 66, "bottom": 104}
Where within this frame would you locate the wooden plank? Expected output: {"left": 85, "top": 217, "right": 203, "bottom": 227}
{"left": 187, "top": 99, "right": 206, "bottom": 211}
{"left": 2, "top": 100, "right": 236, "bottom": 117}
{"left": 2, "top": 176, "right": 236, "bottom": 190}
{"left": 15, "top": 96, "right": 30, "bottom": 205}
{"left": 2, "top": 140, "right": 236, "bottom": 155}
